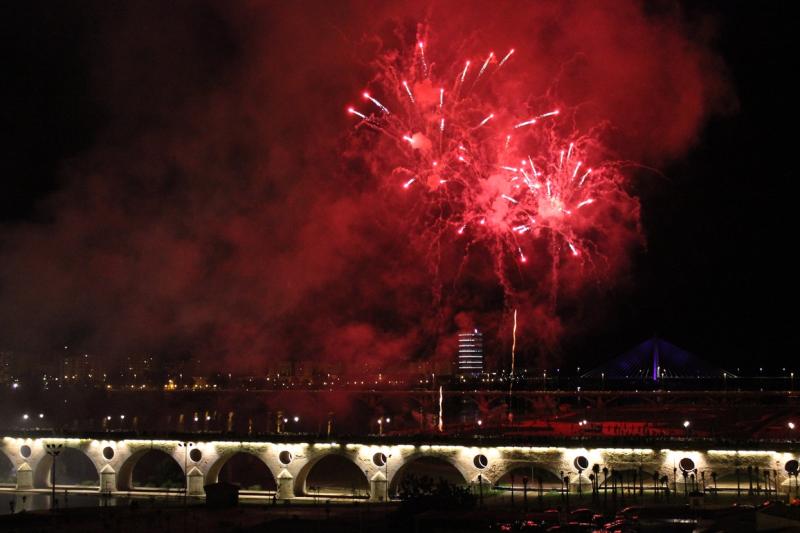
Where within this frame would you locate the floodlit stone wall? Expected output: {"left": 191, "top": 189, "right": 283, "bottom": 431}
{"left": 2, "top": 435, "right": 797, "bottom": 500}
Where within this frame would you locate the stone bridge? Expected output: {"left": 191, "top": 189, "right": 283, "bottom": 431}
{"left": 2, "top": 435, "right": 798, "bottom": 501}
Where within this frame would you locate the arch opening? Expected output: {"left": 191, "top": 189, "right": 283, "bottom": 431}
{"left": 34, "top": 448, "right": 99, "bottom": 488}
{"left": 494, "top": 465, "right": 562, "bottom": 490}
{"left": 599, "top": 468, "right": 649, "bottom": 488}
{"left": 302, "top": 454, "right": 369, "bottom": 499}
{"left": 0, "top": 451, "right": 14, "bottom": 485}
{"left": 123, "top": 449, "right": 184, "bottom": 490}
{"left": 215, "top": 452, "right": 276, "bottom": 492}
{"left": 389, "top": 456, "right": 467, "bottom": 496}
{"left": 711, "top": 470, "right": 753, "bottom": 488}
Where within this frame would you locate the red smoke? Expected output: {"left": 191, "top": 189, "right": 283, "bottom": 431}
{"left": 0, "top": 1, "right": 729, "bottom": 373}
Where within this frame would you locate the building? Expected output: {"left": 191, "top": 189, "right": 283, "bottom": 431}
{"left": 125, "top": 354, "right": 155, "bottom": 382}
{"left": 457, "top": 329, "right": 484, "bottom": 376}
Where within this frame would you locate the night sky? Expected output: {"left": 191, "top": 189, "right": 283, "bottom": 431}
{"left": 0, "top": 1, "right": 793, "bottom": 374}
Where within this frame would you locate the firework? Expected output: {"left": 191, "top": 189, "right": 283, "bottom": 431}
{"left": 511, "top": 308, "right": 517, "bottom": 377}
{"left": 438, "top": 385, "right": 444, "bottom": 432}
{"left": 346, "top": 38, "right": 631, "bottom": 296}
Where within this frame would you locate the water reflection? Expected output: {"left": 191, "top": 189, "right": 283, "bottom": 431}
{"left": 0, "top": 492, "right": 161, "bottom": 515}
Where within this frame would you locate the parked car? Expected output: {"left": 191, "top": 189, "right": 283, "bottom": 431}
{"left": 569, "top": 508, "right": 593, "bottom": 522}
{"left": 547, "top": 523, "right": 595, "bottom": 533}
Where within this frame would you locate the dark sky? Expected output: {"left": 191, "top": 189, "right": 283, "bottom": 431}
{"left": 0, "top": 1, "right": 794, "bottom": 374}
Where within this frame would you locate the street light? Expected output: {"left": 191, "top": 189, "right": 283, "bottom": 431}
{"left": 22, "top": 414, "right": 29, "bottom": 420}
{"left": 177, "top": 441, "right": 195, "bottom": 507}
{"left": 789, "top": 422, "right": 796, "bottom": 430}
{"left": 45, "top": 443, "right": 63, "bottom": 510}
{"left": 683, "top": 420, "right": 691, "bottom": 438}
{"left": 385, "top": 453, "right": 393, "bottom": 501}
{"left": 377, "top": 417, "right": 390, "bottom": 436}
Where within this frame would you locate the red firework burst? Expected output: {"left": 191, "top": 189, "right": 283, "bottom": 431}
{"left": 347, "top": 35, "right": 635, "bottom": 299}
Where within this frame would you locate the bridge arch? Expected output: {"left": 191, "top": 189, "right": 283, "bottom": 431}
{"left": 712, "top": 468, "right": 759, "bottom": 489}
{"left": 0, "top": 449, "right": 14, "bottom": 485}
{"left": 295, "top": 451, "right": 369, "bottom": 498}
{"left": 33, "top": 446, "right": 100, "bottom": 488}
{"left": 118, "top": 448, "right": 184, "bottom": 491}
{"left": 388, "top": 453, "right": 469, "bottom": 496}
{"left": 206, "top": 450, "right": 277, "bottom": 492}
{"left": 493, "top": 462, "right": 563, "bottom": 489}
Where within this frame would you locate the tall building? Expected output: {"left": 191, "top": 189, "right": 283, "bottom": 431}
{"left": 126, "top": 354, "right": 155, "bottom": 382}
{"left": 457, "top": 329, "right": 484, "bottom": 376}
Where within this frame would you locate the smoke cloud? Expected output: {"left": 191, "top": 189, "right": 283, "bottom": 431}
{"left": 0, "top": 1, "right": 729, "bottom": 373}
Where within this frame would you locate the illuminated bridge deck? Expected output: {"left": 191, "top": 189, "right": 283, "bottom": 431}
{"left": 1, "top": 430, "right": 798, "bottom": 502}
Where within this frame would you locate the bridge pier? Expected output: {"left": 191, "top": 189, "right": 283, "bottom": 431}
{"left": 369, "top": 471, "right": 387, "bottom": 501}
{"left": 15, "top": 462, "right": 32, "bottom": 490}
{"left": 187, "top": 466, "right": 204, "bottom": 496}
{"left": 277, "top": 468, "right": 294, "bottom": 500}
{"left": 99, "top": 464, "right": 116, "bottom": 493}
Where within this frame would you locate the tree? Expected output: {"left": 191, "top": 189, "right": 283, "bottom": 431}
{"left": 397, "top": 474, "right": 476, "bottom": 515}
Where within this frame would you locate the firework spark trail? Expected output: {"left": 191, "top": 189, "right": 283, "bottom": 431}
{"left": 347, "top": 38, "right": 632, "bottom": 300}
{"left": 418, "top": 41, "right": 428, "bottom": 78}
{"left": 347, "top": 107, "right": 366, "bottom": 119}
{"left": 478, "top": 113, "right": 494, "bottom": 127}
{"left": 459, "top": 60, "right": 470, "bottom": 84}
{"left": 579, "top": 168, "right": 592, "bottom": 186}
{"left": 568, "top": 242, "right": 579, "bottom": 256}
{"left": 476, "top": 51, "right": 494, "bottom": 80}
{"left": 501, "top": 194, "right": 518, "bottom": 204}
{"left": 363, "top": 92, "right": 389, "bottom": 114}
{"left": 438, "top": 385, "right": 443, "bottom": 432}
{"left": 498, "top": 48, "right": 515, "bottom": 69}
{"left": 514, "top": 118, "right": 537, "bottom": 129}
{"left": 511, "top": 308, "right": 517, "bottom": 377}
{"left": 572, "top": 161, "right": 582, "bottom": 178}
{"left": 508, "top": 308, "right": 517, "bottom": 422}
{"left": 402, "top": 80, "right": 415, "bottom": 103}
